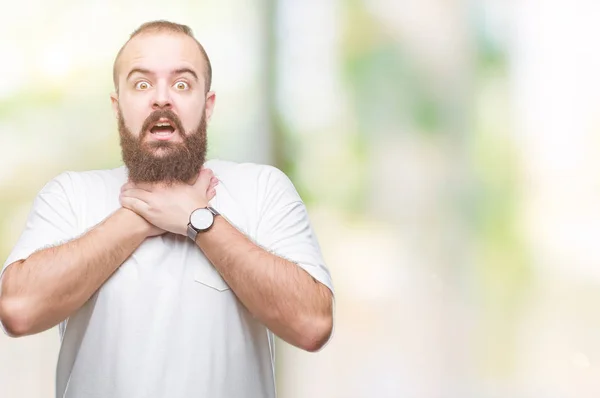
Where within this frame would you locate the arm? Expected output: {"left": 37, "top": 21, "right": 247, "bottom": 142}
{"left": 0, "top": 208, "right": 157, "bottom": 337}
{"left": 195, "top": 216, "right": 333, "bottom": 352}
{"left": 120, "top": 167, "right": 334, "bottom": 352}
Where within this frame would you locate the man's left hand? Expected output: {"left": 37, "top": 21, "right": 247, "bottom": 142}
{"left": 119, "top": 168, "right": 218, "bottom": 236}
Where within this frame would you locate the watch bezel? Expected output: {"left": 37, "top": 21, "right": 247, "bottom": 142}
{"left": 187, "top": 206, "right": 220, "bottom": 241}
{"left": 189, "top": 208, "right": 215, "bottom": 230}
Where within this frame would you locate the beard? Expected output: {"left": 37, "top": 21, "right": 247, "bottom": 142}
{"left": 118, "top": 108, "right": 207, "bottom": 184}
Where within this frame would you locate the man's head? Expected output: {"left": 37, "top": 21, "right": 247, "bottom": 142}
{"left": 111, "top": 20, "right": 216, "bottom": 184}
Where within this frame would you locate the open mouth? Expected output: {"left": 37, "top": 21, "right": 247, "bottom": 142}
{"left": 148, "top": 118, "right": 177, "bottom": 140}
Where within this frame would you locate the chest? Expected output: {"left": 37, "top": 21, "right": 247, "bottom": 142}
{"left": 73, "top": 179, "right": 255, "bottom": 299}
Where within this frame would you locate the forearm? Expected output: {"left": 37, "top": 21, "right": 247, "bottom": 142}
{"left": 196, "top": 217, "right": 333, "bottom": 351}
{"left": 0, "top": 208, "right": 148, "bottom": 337}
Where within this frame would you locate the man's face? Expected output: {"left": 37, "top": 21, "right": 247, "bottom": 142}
{"left": 117, "top": 106, "right": 207, "bottom": 184}
{"left": 111, "top": 32, "right": 216, "bottom": 184}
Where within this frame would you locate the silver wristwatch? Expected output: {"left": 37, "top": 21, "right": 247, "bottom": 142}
{"left": 187, "top": 206, "right": 220, "bottom": 241}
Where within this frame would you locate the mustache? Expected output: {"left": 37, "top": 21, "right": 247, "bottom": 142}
{"left": 140, "top": 109, "right": 185, "bottom": 137}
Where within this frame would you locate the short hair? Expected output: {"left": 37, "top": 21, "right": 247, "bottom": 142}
{"left": 112, "top": 20, "right": 212, "bottom": 93}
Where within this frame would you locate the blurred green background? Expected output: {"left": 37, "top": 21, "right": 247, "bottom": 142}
{"left": 3, "top": 0, "right": 600, "bottom": 397}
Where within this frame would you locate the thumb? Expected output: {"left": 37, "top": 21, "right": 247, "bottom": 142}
{"left": 193, "top": 167, "right": 214, "bottom": 190}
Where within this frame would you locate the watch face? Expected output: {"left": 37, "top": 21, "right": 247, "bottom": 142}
{"left": 190, "top": 208, "right": 214, "bottom": 231}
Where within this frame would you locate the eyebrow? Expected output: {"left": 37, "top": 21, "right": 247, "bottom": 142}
{"left": 174, "top": 68, "right": 198, "bottom": 81}
{"left": 126, "top": 67, "right": 199, "bottom": 82}
{"left": 126, "top": 68, "right": 151, "bottom": 81}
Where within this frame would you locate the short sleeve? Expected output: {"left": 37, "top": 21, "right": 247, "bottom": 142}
{"left": 1, "top": 172, "right": 78, "bottom": 279}
{"left": 0, "top": 172, "right": 78, "bottom": 336}
{"left": 255, "top": 167, "right": 334, "bottom": 295}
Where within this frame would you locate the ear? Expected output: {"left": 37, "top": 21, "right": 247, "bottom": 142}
{"left": 110, "top": 92, "right": 120, "bottom": 120}
{"left": 204, "top": 91, "right": 216, "bottom": 122}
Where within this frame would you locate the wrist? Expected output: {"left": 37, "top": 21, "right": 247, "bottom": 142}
{"left": 193, "top": 214, "right": 223, "bottom": 245}
{"left": 115, "top": 207, "right": 152, "bottom": 238}
{"left": 187, "top": 205, "right": 220, "bottom": 241}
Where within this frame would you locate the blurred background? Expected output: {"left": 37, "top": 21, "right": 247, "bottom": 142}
{"left": 2, "top": 0, "right": 600, "bottom": 397}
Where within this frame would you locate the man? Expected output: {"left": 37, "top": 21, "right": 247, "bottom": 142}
{"left": 0, "top": 20, "right": 334, "bottom": 398}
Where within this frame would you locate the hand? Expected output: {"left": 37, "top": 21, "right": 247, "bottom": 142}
{"left": 142, "top": 171, "right": 216, "bottom": 235}
{"left": 120, "top": 168, "right": 219, "bottom": 236}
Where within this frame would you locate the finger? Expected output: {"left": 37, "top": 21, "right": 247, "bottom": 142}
{"left": 207, "top": 188, "right": 216, "bottom": 201}
{"left": 193, "top": 167, "right": 213, "bottom": 190}
{"left": 120, "top": 196, "right": 151, "bottom": 216}
{"left": 208, "top": 177, "right": 219, "bottom": 190}
{"left": 121, "top": 182, "right": 153, "bottom": 192}
{"left": 121, "top": 182, "right": 134, "bottom": 192}
{"left": 133, "top": 182, "right": 154, "bottom": 192}
{"left": 201, "top": 168, "right": 214, "bottom": 182}
{"left": 120, "top": 188, "right": 153, "bottom": 203}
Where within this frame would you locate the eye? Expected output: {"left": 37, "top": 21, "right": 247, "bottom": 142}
{"left": 135, "top": 81, "right": 151, "bottom": 90}
{"left": 174, "top": 81, "right": 189, "bottom": 90}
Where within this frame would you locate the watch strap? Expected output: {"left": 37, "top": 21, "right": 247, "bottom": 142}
{"left": 206, "top": 206, "right": 220, "bottom": 217}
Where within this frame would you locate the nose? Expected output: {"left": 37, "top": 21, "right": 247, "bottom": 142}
{"left": 151, "top": 84, "right": 172, "bottom": 110}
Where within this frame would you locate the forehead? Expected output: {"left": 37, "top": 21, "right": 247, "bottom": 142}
{"left": 117, "top": 32, "right": 206, "bottom": 80}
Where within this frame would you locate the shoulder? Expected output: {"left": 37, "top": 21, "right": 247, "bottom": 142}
{"left": 206, "top": 159, "right": 285, "bottom": 180}
{"left": 206, "top": 159, "right": 302, "bottom": 208}
{"left": 39, "top": 166, "right": 125, "bottom": 198}
{"left": 65, "top": 166, "right": 126, "bottom": 186}
{"left": 207, "top": 159, "right": 297, "bottom": 193}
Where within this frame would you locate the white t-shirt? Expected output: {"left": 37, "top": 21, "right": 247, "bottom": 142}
{"left": 0, "top": 159, "right": 334, "bottom": 398}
